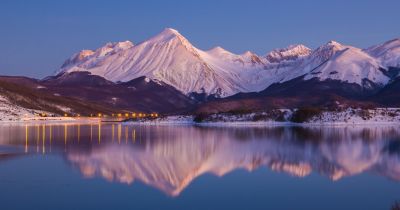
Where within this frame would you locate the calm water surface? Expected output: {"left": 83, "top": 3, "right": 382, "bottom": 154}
{"left": 0, "top": 123, "right": 399, "bottom": 210}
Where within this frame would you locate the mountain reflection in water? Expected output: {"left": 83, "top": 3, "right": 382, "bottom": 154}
{"left": 0, "top": 123, "right": 400, "bottom": 196}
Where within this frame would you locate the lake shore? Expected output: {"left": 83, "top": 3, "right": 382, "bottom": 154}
{"left": 123, "top": 108, "right": 400, "bottom": 127}
{"left": 2, "top": 108, "right": 400, "bottom": 127}
{"left": 0, "top": 117, "right": 102, "bottom": 124}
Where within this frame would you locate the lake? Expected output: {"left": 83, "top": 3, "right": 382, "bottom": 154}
{"left": 0, "top": 123, "right": 399, "bottom": 210}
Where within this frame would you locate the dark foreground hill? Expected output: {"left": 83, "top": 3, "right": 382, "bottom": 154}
{"left": 0, "top": 72, "right": 197, "bottom": 116}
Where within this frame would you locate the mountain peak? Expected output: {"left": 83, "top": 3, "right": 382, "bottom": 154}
{"left": 147, "top": 28, "right": 194, "bottom": 49}
{"left": 209, "top": 46, "right": 226, "bottom": 52}
{"left": 154, "top": 28, "right": 184, "bottom": 40}
{"left": 60, "top": 50, "right": 94, "bottom": 69}
{"left": 265, "top": 44, "right": 311, "bottom": 63}
{"left": 326, "top": 40, "right": 343, "bottom": 47}
{"left": 312, "top": 40, "right": 345, "bottom": 57}
{"left": 242, "top": 50, "right": 256, "bottom": 56}
{"left": 114, "top": 40, "right": 134, "bottom": 49}
{"left": 161, "top": 28, "right": 181, "bottom": 35}
{"left": 207, "top": 46, "right": 235, "bottom": 56}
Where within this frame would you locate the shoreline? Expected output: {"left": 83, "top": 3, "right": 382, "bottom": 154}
{"left": 2, "top": 107, "right": 400, "bottom": 127}
{"left": 123, "top": 120, "right": 400, "bottom": 127}
{"left": 0, "top": 117, "right": 102, "bottom": 125}
{"left": 1, "top": 118, "right": 400, "bottom": 127}
{"left": 122, "top": 108, "right": 400, "bottom": 127}
{"left": 122, "top": 115, "right": 400, "bottom": 127}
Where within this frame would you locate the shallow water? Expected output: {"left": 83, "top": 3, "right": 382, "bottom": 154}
{"left": 0, "top": 123, "right": 399, "bottom": 210}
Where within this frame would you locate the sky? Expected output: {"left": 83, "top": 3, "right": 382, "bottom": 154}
{"left": 1, "top": 0, "right": 399, "bottom": 78}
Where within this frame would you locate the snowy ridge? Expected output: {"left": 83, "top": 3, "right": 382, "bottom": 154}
{"left": 59, "top": 41, "right": 134, "bottom": 71}
{"left": 366, "top": 38, "right": 400, "bottom": 68}
{"left": 303, "top": 44, "right": 388, "bottom": 85}
{"left": 265, "top": 44, "right": 311, "bottom": 63}
{"left": 58, "top": 29, "right": 400, "bottom": 97}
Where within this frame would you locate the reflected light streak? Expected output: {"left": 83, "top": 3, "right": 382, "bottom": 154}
{"left": 118, "top": 124, "right": 121, "bottom": 144}
{"left": 42, "top": 124, "right": 46, "bottom": 154}
{"left": 98, "top": 123, "right": 101, "bottom": 144}
{"left": 125, "top": 126, "right": 128, "bottom": 144}
{"left": 25, "top": 124, "right": 28, "bottom": 153}
{"left": 36, "top": 125, "right": 39, "bottom": 153}
{"left": 77, "top": 124, "right": 80, "bottom": 143}
{"left": 49, "top": 125, "right": 52, "bottom": 153}
{"left": 132, "top": 129, "right": 136, "bottom": 143}
{"left": 64, "top": 124, "right": 68, "bottom": 151}
{"left": 90, "top": 124, "right": 93, "bottom": 141}
{"left": 112, "top": 124, "right": 115, "bottom": 142}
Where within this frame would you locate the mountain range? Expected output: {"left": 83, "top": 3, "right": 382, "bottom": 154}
{"left": 1, "top": 28, "right": 400, "bottom": 116}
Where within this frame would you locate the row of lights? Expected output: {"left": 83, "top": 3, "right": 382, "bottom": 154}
{"left": 60, "top": 113, "right": 159, "bottom": 118}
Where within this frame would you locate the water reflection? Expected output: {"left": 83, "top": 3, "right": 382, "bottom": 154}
{"left": 0, "top": 123, "right": 400, "bottom": 196}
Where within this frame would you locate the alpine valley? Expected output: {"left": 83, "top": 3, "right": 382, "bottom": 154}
{"left": 1, "top": 28, "right": 400, "bottom": 122}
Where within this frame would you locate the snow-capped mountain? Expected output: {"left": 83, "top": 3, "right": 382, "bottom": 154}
{"left": 293, "top": 41, "right": 389, "bottom": 87}
{"left": 58, "top": 28, "right": 270, "bottom": 97}
{"left": 57, "top": 28, "right": 400, "bottom": 97}
{"left": 259, "top": 40, "right": 389, "bottom": 88}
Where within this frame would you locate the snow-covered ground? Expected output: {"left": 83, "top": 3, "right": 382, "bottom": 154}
{"left": 307, "top": 108, "right": 400, "bottom": 125}
{"left": 0, "top": 95, "right": 97, "bottom": 123}
{"left": 0, "top": 95, "right": 44, "bottom": 121}
{"left": 125, "top": 108, "right": 400, "bottom": 126}
{"left": 125, "top": 115, "right": 194, "bottom": 125}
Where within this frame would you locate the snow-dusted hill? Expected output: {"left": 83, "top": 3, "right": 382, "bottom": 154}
{"left": 0, "top": 95, "right": 40, "bottom": 121}
{"left": 57, "top": 28, "right": 400, "bottom": 97}
{"left": 267, "top": 41, "right": 389, "bottom": 87}
{"left": 303, "top": 41, "right": 389, "bottom": 86}
{"left": 366, "top": 38, "right": 400, "bottom": 68}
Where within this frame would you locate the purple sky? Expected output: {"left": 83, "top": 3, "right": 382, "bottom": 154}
{"left": 1, "top": 0, "right": 399, "bottom": 78}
